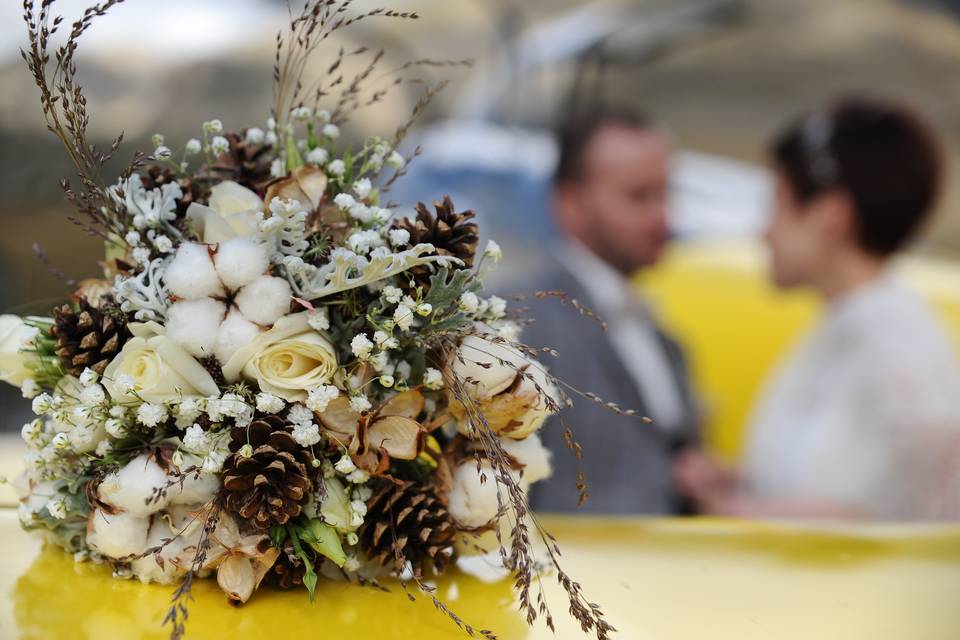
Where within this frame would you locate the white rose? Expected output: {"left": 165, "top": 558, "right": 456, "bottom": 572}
{"left": 222, "top": 312, "right": 338, "bottom": 402}
{"left": 0, "top": 315, "right": 38, "bottom": 387}
{"left": 103, "top": 322, "right": 219, "bottom": 403}
{"left": 185, "top": 180, "right": 263, "bottom": 243}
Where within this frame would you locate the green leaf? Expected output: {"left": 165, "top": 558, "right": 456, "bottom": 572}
{"left": 423, "top": 268, "right": 479, "bottom": 310}
{"left": 285, "top": 134, "right": 304, "bottom": 172}
{"left": 286, "top": 524, "right": 319, "bottom": 602}
{"left": 301, "top": 519, "right": 347, "bottom": 568}
{"left": 306, "top": 122, "right": 319, "bottom": 150}
{"left": 268, "top": 525, "right": 287, "bottom": 549}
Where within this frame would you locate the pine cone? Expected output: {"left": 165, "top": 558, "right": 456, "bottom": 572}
{"left": 267, "top": 539, "right": 321, "bottom": 589}
{"left": 360, "top": 481, "right": 455, "bottom": 575}
{"left": 391, "top": 196, "right": 479, "bottom": 289}
{"left": 222, "top": 416, "right": 315, "bottom": 530}
{"left": 50, "top": 299, "right": 131, "bottom": 377}
{"left": 206, "top": 131, "right": 275, "bottom": 197}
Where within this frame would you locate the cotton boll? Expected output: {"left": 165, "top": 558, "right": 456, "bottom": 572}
{"left": 214, "top": 237, "right": 269, "bottom": 290}
{"left": 97, "top": 454, "right": 170, "bottom": 517}
{"left": 447, "top": 462, "right": 518, "bottom": 529}
{"left": 449, "top": 336, "right": 525, "bottom": 399}
{"left": 234, "top": 276, "right": 292, "bottom": 325}
{"left": 167, "top": 454, "right": 221, "bottom": 506}
{"left": 165, "top": 243, "right": 224, "bottom": 299}
{"left": 500, "top": 433, "right": 552, "bottom": 485}
{"left": 87, "top": 509, "right": 150, "bottom": 558}
{"left": 215, "top": 310, "right": 261, "bottom": 363}
{"left": 165, "top": 298, "right": 227, "bottom": 358}
{"left": 130, "top": 519, "right": 188, "bottom": 584}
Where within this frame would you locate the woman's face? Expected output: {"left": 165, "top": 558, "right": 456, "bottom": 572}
{"left": 763, "top": 172, "right": 832, "bottom": 289}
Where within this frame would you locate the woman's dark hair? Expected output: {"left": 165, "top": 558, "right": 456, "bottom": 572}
{"left": 554, "top": 107, "right": 655, "bottom": 184}
{"left": 771, "top": 95, "right": 944, "bottom": 255}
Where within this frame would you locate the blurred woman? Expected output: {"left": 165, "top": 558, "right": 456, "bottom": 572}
{"left": 676, "top": 96, "right": 960, "bottom": 520}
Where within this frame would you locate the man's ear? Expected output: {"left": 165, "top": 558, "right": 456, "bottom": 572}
{"left": 811, "top": 189, "right": 858, "bottom": 245}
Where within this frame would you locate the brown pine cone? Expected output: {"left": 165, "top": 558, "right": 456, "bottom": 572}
{"left": 267, "top": 539, "right": 321, "bottom": 589}
{"left": 51, "top": 299, "right": 131, "bottom": 377}
{"left": 390, "top": 195, "right": 479, "bottom": 289}
{"left": 359, "top": 481, "right": 455, "bottom": 575}
{"left": 222, "top": 416, "right": 315, "bottom": 530}
{"left": 206, "top": 131, "right": 275, "bottom": 197}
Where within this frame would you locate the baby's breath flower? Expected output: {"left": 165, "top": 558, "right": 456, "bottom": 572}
{"left": 256, "top": 393, "right": 285, "bottom": 414}
{"left": 185, "top": 138, "right": 202, "bottom": 155}
{"left": 484, "top": 239, "right": 503, "bottom": 262}
{"left": 386, "top": 150, "right": 405, "bottom": 169}
{"left": 124, "top": 231, "right": 141, "bottom": 247}
{"left": 307, "top": 147, "right": 329, "bottom": 165}
{"left": 291, "top": 421, "right": 321, "bottom": 447}
{"left": 153, "top": 146, "right": 172, "bottom": 160}
{"left": 458, "top": 291, "right": 480, "bottom": 314}
{"left": 346, "top": 468, "right": 369, "bottom": 484}
{"left": 183, "top": 423, "right": 212, "bottom": 455}
{"left": 423, "top": 367, "right": 444, "bottom": 390}
{"left": 153, "top": 235, "right": 173, "bottom": 254}
{"left": 351, "top": 334, "right": 374, "bottom": 361}
{"left": 416, "top": 302, "right": 433, "bottom": 317}
{"left": 203, "top": 119, "right": 224, "bottom": 134}
{"left": 353, "top": 178, "right": 372, "bottom": 199}
{"left": 322, "top": 123, "right": 340, "bottom": 139}
{"left": 368, "top": 352, "right": 388, "bottom": 372}
{"left": 334, "top": 193, "right": 356, "bottom": 210}
{"left": 307, "top": 309, "right": 330, "bottom": 331}
{"left": 316, "top": 110, "right": 331, "bottom": 124}
{"left": 137, "top": 403, "right": 168, "bottom": 428}
{"left": 21, "top": 379, "right": 40, "bottom": 399}
{"left": 113, "top": 373, "right": 136, "bottom": 396}
{"left": 328, "top": 159, "right": 346, "bottom": 176}
{"left": 291, "top": 106, "right": 313, "bottom": 122}
{"left": 244, "top": 127, "right": 265, "bottom": 145}
{"left": 238, "top": 444, "right": 254, "bottom": 459}
{"left": 132, "top": 247, "right": 152, "bottom": 264}
{"left": 105, "top": 418, "right": 126, "bottom": 438}
{"left": 349, "top": 394, "right": 372, "bottom": 414}
{"left": 488, "top": 295, "right": 507, "bottom": 319}
{"left": 379, "top": 374, "right": 395, "bottom": 388}
{"left": 305, "top": 385, "right": 340, "bottom": 412}
{"left": 288, "top": 403, "right": 314, "bottom": 426}
{"left": 31, "top": 393, "right": 53, "bottom": 415}
{"left": 388, "top": 228, "right": 409, "bottom": 247}
{"left": 202, "top": 450, "right": 226, "bottom": 473}
{"left": 46, "top": 496, "right": 68, "bottom": 520}
{"left": 210, "top": 136, "right": 230, "bottom": 156}
{"left": 151, "top": 133, "right": 165, "bottom": 148}
{"left": 382, "top": 286, "right": 403, "bottom": 305}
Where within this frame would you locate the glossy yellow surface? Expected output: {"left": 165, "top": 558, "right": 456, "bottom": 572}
{"left": 2, "top": 509, "right": 960, "bottom": 639}
{"left": 640, "top": 240, "right": 960, "bottom": 461}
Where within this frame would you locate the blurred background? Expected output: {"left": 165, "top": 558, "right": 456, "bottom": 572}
{"left": 2, "top": 0, "right": 960, "bottom": 463}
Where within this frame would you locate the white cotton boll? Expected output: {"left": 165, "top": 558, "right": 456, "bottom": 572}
{"left": 215, "top": 310, "right": 261, "bottom": 363}
{"left": 87, "top": 509, "right": 150, "bottom": 559}
{"left": 165, "top": 243, "right": 223, "bottom": 299}
{"left": 234, "top": 276, "right": 292, "bottom": 325}
{"left": 214, "top": 237, "right": 269, "bottom": 290}
{"left": 168, "top": 454, "right": 222, "bottom": 506}
{"left": 130, "top": 520, "right": 188, "bottom": 584}
{"left": 97, "top": 454, "right": 170, "bottom": 517}
{"left": 447, "top": 462, "right": 514, "bottom": 529}
{"left": 165, "top": 298, "right": 227, "bottom": 358}
{"left": 500, "top": 433, "right": 552, "bottom": 485}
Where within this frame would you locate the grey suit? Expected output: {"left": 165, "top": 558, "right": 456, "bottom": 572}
{"left": 510, "top": 261, "right": 699, "bottom": 514}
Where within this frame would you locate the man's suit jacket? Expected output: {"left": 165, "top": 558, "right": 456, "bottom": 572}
{"left": 514, "top": 262, "right": 699, "bottom": 514}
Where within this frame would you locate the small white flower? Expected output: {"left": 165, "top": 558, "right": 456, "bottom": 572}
{"left": 124, "top": 231, "right": 141, "bottom": 246}
{"left": 153, "top": 234, "right": 173, "bottom": 254}
{"left": 291, "top": 106, "right": 313, "bottom": 122}
{"left": 32, "top": 393, "right": 53, "bottom": 415}
{"left": 182, "top": 423, "right": 212, "bottom": 455}
{"left": 344, "top": 555, "right": 360, "bottom": 571}
{"left": 112, "top": 373, "right": 136, "bottom": 397}
{"left": 265, "top": 131, "right": 279, "bottom": 147}
{"left": 46, "top": 496, "right": 68, "bottom": 520}
{"left": 185, "top": 138, "right": 202, "bottom": 154}
{"left": 307, "top": 147, "right": 329, "bottom": 165}
{"left": 334, "top": 454, "right": 356, "bottom": 475}
{"left": 307, "top": 309, "right": 330, "bottom": 331}
{"left": 244, "top": 127, "right": 265, "bottom": 145}
{"left": 386, "top": 150, "right": 404, "bottom": 169}
{"left": 21, "top": 419, "right": 42, "bottom": 444}
{"left": 105, "top": 418, "right": 126, "bottom": 438}
{"left": 153, "top": 145, "right": 172, "bottom": 160}
{"left": 137, "top": 403, "right": 168, "bottom": 428}
{"left": 458, "top": 291, "right": 480, "bottom": 314}
{"left": 334, "top": 193, "right": 356, "bottom": 210}
{"left": 316, "top": 110, "right": 331, "bottom": 124}
{"left": 350, "top": 334, "right": 374, "bottom": 361}
{"left": 394, "top": 303, "right": 415, "bottom": 331}
{"left": 346, "top": 468, "right": 369, "bottom": 484}
{"left": 211, "top": 136, "right": 230, "bottom": 156}
{"left": 328, "top": 159, "right": 346, "bottom": 176}
{"left": 484, "top": 239, "right": 503, "bottom": 262}
{"left": 202, "top": 450, "right": 226, "bottom": 474}
{"left": 373, "top": 330, "right": 399, "bottom": 351}
{"left": 305, "top": 385, "right": 340, "bottom": 413}
{"left": 79, "top": 384, "right": 106, "bottom": 407}
{"left": 322, "top": 123, "right": 340, "bottom": 139}
{"left": 256, "top": 392, "right": 285, "bottom": 414}
{"left": 423, "top": 367, "right": 444, "bottom": 390}
{"left": 488, "top": 295, "right": 507, "bottom": 319}
{"left": 382, "top": 286, "right": 403, "bottom": 305}
{"left": 95, "top": 439, "right": 113, "bottom": 457}
{"left": 203, "top": 119, "right": 224, "bottom": 134}
{"left": 238, "top": 444, "right": 254, "bottom": 458}
{"left": 368, "top": 352, "right": 388, "bottom": 372}
{"left": 292, "top": 421, "right": 321, "bottom": 447}
{"left": 349, "top": 394, "right": 372, "bottom": 413}
{"left": 388, "top": 228, "right": 410, "bottom": 247}
{"left": 109, "top": 405, "right": 127, "bottom": 419}
{"left": 267, "top": 117, "right": 277, "bottom": 131}
{"left": 21, "top": 379, "right": 40, "bottom": 399}
{"left": 288, "top": 403, "right": 314, "bottom": 426}
{"left": 132, "top": 247, "right": 152, "bottom": 264}
{"left": 353, "top": 178, "right": 372, "bottom": 199}
{"left": 152, "top": 133, "right": 165, "bottom": 147}
{"left": 270, "top": 158, "right": 286, "bottom": 178}
{"left": 348, "top": 203, "right": 372, "bottom": 224}
{"left": 350, "top": 498, "right": 368, "bottom": 517}
{"left": 379, "top": 374, "right": 395, "bottom": 388}
{"left": 416, "top": 302, "right": 433, "bottom": 317}
{"left": 51, "top": 432, "right": 70, "bottom": 450}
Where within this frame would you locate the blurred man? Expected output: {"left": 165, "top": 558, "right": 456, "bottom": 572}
{"left": 521, "top": 109, "right": 699, "bottom": 514}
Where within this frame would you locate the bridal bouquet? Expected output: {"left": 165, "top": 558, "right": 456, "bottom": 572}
{"left": 4, "top": 2, "right": 622, "bottom": 639}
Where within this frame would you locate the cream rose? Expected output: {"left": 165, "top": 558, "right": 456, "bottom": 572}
{"left": 186, "top": 180, "right": 262, "bottom": 243}
{"left": 103, "top": 322, "right": 220, "bottom": 403}
{"left": 0, "top": 314, "right": 38, "bottom": 387}
{"left": 222, "top": 312, "right": 337, "bottom": 402}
